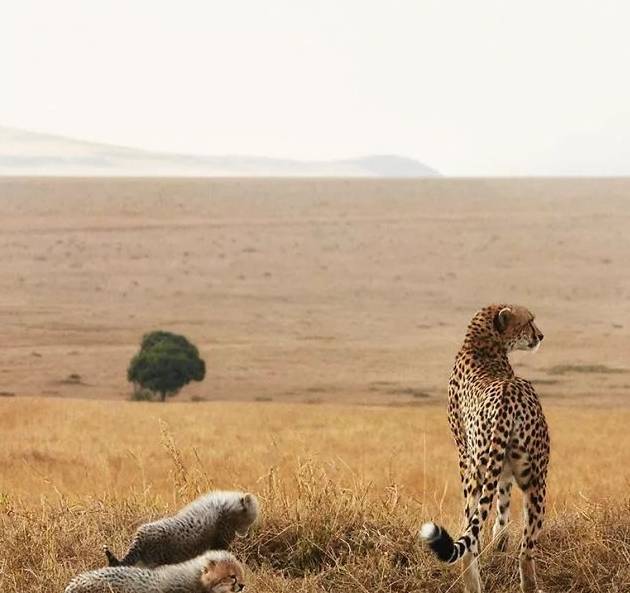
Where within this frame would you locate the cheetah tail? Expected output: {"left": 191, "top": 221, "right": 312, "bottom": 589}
{"left": 419, "top": 399, "right": 514, "bottom": 564}
{"left": 103, "top": 545, "right": 122, "bottom": 567}
{"left": 419, "top": 522, "right": 456, "bottom": 562}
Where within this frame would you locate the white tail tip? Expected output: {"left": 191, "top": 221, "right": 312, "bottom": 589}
{"left": 419, "top": 522, "right": 439, "bottom": 542}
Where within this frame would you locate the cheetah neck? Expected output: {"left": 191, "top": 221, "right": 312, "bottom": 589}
{"left": 460, "top": 316, "right": 514, "bottom": 376}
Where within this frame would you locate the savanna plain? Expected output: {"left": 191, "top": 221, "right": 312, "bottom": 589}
{"left": 1, "top": 178, "right": 629, "bottom": 592}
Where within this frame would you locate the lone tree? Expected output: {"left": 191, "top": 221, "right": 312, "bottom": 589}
{"left": 128, "top": 331, "right": 206, "bottom": 402}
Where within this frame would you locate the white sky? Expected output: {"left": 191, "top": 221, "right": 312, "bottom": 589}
{"left": 2, "top": 0, "right": 629, "bottom": 176}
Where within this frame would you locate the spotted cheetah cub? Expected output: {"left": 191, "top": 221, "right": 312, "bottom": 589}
{"left": 65, "top": 550, "right": 245, "bottom": 593}
{"left": 104, "top": 491, "right": 258, "bottom": 568}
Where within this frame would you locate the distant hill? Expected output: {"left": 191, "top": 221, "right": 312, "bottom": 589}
{"left": 0, "top": 126, "right": 439, "bottom": 177}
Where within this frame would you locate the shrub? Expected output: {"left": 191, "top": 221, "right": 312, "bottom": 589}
{"left": 127, "top": 331, "right": 205, "bottom": 402}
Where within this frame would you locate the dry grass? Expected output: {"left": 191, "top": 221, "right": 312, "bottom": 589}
{"left": 1, "top": 398, "right": 629, "bottom": 592}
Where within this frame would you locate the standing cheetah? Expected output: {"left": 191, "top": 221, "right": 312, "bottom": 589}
{"left": 420, "top": 304, "right": 549, "bottom": 593}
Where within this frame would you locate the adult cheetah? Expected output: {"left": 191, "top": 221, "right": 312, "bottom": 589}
{"left": 420, "top": 304, "right": 549, "bottom": 593}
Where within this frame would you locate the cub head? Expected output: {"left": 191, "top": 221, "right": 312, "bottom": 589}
{"left": 493, "top": 305, "right": 544, "bottom": 352}
{"left": 234, "top": 493, "right": 259, "bottom": 536}
{"left": 200, "top": 553, "right": 246, "bottom": 593}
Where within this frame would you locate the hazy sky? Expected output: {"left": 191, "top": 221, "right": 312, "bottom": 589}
{"left": 2, "top": 1, "right": 629, "bottom": 175}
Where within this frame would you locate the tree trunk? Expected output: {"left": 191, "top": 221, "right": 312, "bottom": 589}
{"left": 160, "top": 391, "right": 166, "bottom": 402}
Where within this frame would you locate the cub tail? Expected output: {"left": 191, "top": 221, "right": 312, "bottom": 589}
{"left": 102, "top": 545, "right": 122, "bottom": 567}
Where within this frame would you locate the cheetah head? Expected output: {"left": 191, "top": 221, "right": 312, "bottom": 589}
{"left": 234, "top": 493, "right": 259, "bottom": 536}
{"left": 493, "top": 305, "right": 544, "bottom": 352}
{"left": 200, "top": 554, "right": 246, "bottom": 593}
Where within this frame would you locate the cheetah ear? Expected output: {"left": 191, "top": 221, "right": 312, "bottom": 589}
{"left": 200, "top": 561, "right": 219, "bottom": 588}
{"left": 493, "top": 307, "right": 512, "bottom": 333}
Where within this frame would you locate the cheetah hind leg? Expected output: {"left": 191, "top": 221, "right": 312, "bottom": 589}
{"left": 461, "top": 471, "right": 482, "bottom": 593}
{"left": 519, "top": 482, "right": 546, "bottom": 593}
{"left": 102, "top": 545, "right": 122, "bottom": 566}
{"left": 492, "top": 477, "right": 513, "bottom": 552}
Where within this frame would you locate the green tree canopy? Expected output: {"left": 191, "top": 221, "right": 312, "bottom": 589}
{"left": 128, "top": 331, "right": 206, "bottom": 401}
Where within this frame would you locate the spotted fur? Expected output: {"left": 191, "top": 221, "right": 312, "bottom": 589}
{"left": 104, "top": 491, "right": 258, "bottom": 568}
{"left": 420, "top": 304, "right": 550, "bottom": 593}
{"left": 65, "top": 550, "right": 245, "bottom": 593}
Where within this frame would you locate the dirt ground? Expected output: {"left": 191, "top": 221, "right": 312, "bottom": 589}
{"left": 1, "top": 177, "right": 629, "bottom": 406}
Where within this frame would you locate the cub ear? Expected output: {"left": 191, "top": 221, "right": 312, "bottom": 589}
{"left": 200, "top": 561, "right": 219, "bottom": 589}
{"left": 493, "top": 307, "right": 512, "bottom": 333}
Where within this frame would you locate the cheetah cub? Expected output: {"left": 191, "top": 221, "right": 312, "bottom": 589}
{"left": 65, "top": 550, "right": 245, "bottom": 593}
{"left": 104, "top": 491, "right": 258, "bottom": 568}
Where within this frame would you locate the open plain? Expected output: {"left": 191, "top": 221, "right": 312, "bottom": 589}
{"left": 1, "top": 177, "right": 629, "bottom": 592}
{"left": 1, "top": 177, "right": 630, "bottom": 406}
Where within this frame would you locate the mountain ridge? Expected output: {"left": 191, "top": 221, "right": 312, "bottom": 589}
{"left": 0, "top": 126, "right": 439, "bottom": 177}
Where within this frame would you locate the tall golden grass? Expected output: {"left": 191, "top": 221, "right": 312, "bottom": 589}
{"left": 1, "top": 397, "right": 629, "bottom": 592}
